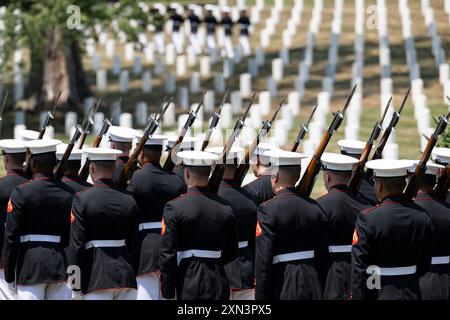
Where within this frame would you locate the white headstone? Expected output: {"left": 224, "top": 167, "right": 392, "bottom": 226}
{"left": 119, "top": 70, "right": 129, "bottom": 93}
{"left": 317, "top": 91, "right": 330, "bottom": 114}
{"left": 231, "top": 91, "right": 243, "bottom": 113}
{"left": 272, "top": 58, "right": 284, "bottom": 82}
{"left": 142, "top": 71, "right": 152, "bottom": 93}
{"left": 382, "top": 143, "right": 399, "bottom": 160}
{"left": 14, "top": 71, "right": 23, "bottom": 101}
{"left": 135, "top": 102, "right": 148, "bottom": 127}
{"left": 267, "top": 77, "right": 277, "bottom": 98}
{"left": 192, "top": 103, "right": 204, "bottom": 129}
{"left": 96, "top": 69, "right": 107, "bottom": 91}
{"left": 165, "top": 72, "right": 176, "bottom": 93}
{"left": 14, "top": 124, "right": 26, "bottom": 139}
{"left": 177, "top": 114, "right": 189, "bottom": 131}
{"left": 112, "top": 55, "right": 121, "bottom": 76}
{"left": 178, "top": 87, "right": 189, "bottom": 110}
{"left": 240, "top": 73, "right": 252, "bottom": 98}
{"left": 133, "top": 56, "right": 142, "bottom": 75}
{"left": 204, "top": 90, "right": 215, "bottom": 113}
{"left": 255, "top": 47, "right": 265, "bottom": 66}
{"left": 176, "top": 55, "right": 187, "bottom": 77}
{"left": 91, "top": 53, "right": 101, "bottom": 71}
{"left": 125, "top": 43, "right": 134, "bottom": 61}
{"left": 190, "top": 73, "right": 201, "bottom": 93}
{"left": 279, "top": 48, "right": 289, "bottom": 65}
{"left": 288, "top": 92, "right": 300, "bottom": 116}
{"left": 200, "top": 56, "right": 211, "bottom": 78}
{"left": 154, "top": 56, "right": 164, "bottom": 75}
{"left": 65, "top": 112, "right": 77, "bottom": 137}
{"left": 219, "top": 103, "right": 233, "bottom": 129}
{"left": 223, "top": 59, "right": 234, "bottom": 79}
{"left": 119, "top": 113, "right": 133, "bottom": 128}
{"left": 93, "top": 112, "right": 104, "bottom": 135}
{"left": 345, "top": 124, "right": 360, "bottom": 140}
{"left": 165, "top": 44, "right": 176, "bottom": 65}
{"left": 105, "top": 39, "right": 115, "bottom": 58}
{"left": 439, "top": 63, "right": 449, "bottom": 85}
{"left": 248, "top": 58, "right": 259, "bottom": 77}
{"left": 214, "top": 74, "right": 225, "bottom": 93}
{"left": 259, "top": 91, "right": 272, "bottom": 117}
{"left": 144, "top": 45, "right": 154, "bottom": 63}
{"left": 163, "top": 102, "right": 176, "bottom": 127}
{"left": 15, "top": 110, "right": 25, "bottom": 125}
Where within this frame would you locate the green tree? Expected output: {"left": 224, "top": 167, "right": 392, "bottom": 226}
{"left": 1, "top": 0, "right": 150, "bottom": 110}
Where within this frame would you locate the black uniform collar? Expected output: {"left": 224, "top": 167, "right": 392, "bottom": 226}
{"left": 117, "top": 156, "right": 129, "bottom": 163}
{"left": 63, "top": 174, "right": 81, "bottom": 181}
{"left": 379, "top": 193, "right": 405, "bottom": 204}
{"left": 94, "top": 178, "right": 115, "bottom": 187}
{"left": 221, "top": 179, "right": 240, "bottom": 187}
{"left": 275, "top": 187, "right": 296, "bottom": 196}
{"left": 142, "top": 162, "right": 162, "bottom": 170}
{"left": 33, "top": 172, "right": 54, "bottom": 180}
{"left": 330, "top": 184, "right": 350, "bottom": 192}
{"left": 187, "top": 186, "right": 209, "bottom": 194}
{"left": 7, "top": 169, "right": 25, "bottom": 177}
{"left": 416, "top": 191, "right": 434, "bottom": 200}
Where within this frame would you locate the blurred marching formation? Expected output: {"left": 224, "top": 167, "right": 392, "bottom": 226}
{"left": 0, "top": 0, "right": 450, "bottom": 301}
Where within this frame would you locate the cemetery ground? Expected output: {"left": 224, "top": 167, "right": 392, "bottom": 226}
{"left": 0, "top": 0, "right": 449, "bottom": 198}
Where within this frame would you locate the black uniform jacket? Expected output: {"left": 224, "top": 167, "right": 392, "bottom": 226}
{"left": 255, "top": 188, "right": 328, "bottom": 300}
{"left": 244, "top": 174, "right": 274, "bottom": 205}
{"left": 173, "top": 164, "right": 186, "bottom": 184}
{"left": 237, "top": 16, "right": 250, "bottom": 35}
{"left": 0, "top": 169, "right": 28, "bottom": 268}
{"left": 204, "top": 16, "right": 217, "bottom": 34}
{"left": 351, "top": 194, "right": 433, "bottom": 300}
{"left": 160, "top": 186, "right": 238, "bottom": 300}
{"left": 221, "top": 17, "right": 234, "bottom": 36}
{"left": 415, "top": 191, "right": 450, "bottom": 300}
{"left": 127, "top": 162, "right": 186, "bottom": 275}
{"left": 357, "top": 175, "right": 378, "bottom": 206}
{"left": 3, "top": 173, "right": 74, "bottom": 285}
{"left": 67, "top": 179, "right": 139, "bottom": 294}
{"left": 171, "top": 14, "right": 184, "bottom": 32}
{"left": 188, "top": 14, "right": 201, "bottom": 33}
{"left": 316, "top": 184, "right": 371, "bottom": 299}
{"left": 112, "top": 156, "right": 129, "bottom": 183}
{"left": 218, "top": 179, "right": 257, "bottom": 290}
{"left": 61, "top": 175, "right": 93, "bottom": 194}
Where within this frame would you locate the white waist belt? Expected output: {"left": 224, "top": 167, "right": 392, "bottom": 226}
{"left": 376, "top": 265, "right": 417, "bottom": 276}
{"left": 272, "top": 250, "right": 314, "bottom": 264}
{"left": 431, "top": 256, "right": 450, "bottom": 265}
{"left": 238, "top": 241, "right": 248, "bottom": 249}
{"left": 328, "top": 245, "right": 352, "bottom": 253}
{"left": 177, "top": 249, "right": 222, "bottom": 266}
{"left": 20, "top": 234, "right": 60, "bottom": 243}
{"left": 139, "top": 222, "right": 162, "bottom": 231}
{"left": 85, "top": 239, "right": 126, "bottom": 250}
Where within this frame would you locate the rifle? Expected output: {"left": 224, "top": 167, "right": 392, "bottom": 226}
{"left": 53, "top": 104, "right": 98, "bottom": 179}
{"left": 201, "top": 90, "right": 229, "bottom": 151}
{"left": 163, "top": 91, "right": 206, "bottom": 172}
{"left": 78, "top": 98, "right": 122, "bottom": 181}
{"left": 116, "top": 97, "right": 172, "bottom": 189}
{"left": 348, "top": 97, "right": 391, "bottom": 193}
{"left": 291, "top": 104, "right": 318, "bottom": 152}
{"left": 433, "top": 96, "right": 450, "bottom": 200}
{"left": 234, "top": 95, "right": 285, "bottom": 185}
{"left": 296, "top": 84, "right": 357, "bottom": 197}
{"left": 0, "top": 90, "right": 8, "bottom": 139}
{"left": 38, "top": 91, "right": 62, "bottom": 139}
{"left": 366, "top": 87, "right": 410, "bottom": 178}
{"left": 207, "top": 93, "right": 254, "bottom": 193}
{"left": 404, "top": 109, "right": 450, "bottom": 200}
{"left": 24, "top": 91, "right": 62, "bottom": 178}
{"left": 76, "top": 98, "right": 101, "bottom": 149}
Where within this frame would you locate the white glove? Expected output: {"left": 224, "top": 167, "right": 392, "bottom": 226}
{"left": 7, "top": 282, "right": 16, "bottom": 291}
{"left": 72, "top": 290, "right": 83, "bottom": 300}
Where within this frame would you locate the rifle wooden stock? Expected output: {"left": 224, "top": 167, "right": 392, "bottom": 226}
{"left": 78, "top": 135, "right": 103, "bottom": 181}
{"left": 434, "top": 165, "right": 450, "bottom": 200}
{"left": 54, "top": 143, "right": 76, "bottom": 179}
{"left": 295, "top": 132, "right": 331, "bottom": 196}
{"left": 348, "top": 142, "right": 373, "bottom": 193}
{"left": 234, "top": 138, "right": 258, "bottom": 185}
{"left": 201, "top": 129, "right": 213, "bottom": 151}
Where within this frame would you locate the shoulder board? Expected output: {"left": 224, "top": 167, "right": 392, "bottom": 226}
{"left": 361, "top": 204, "right": 380, "bottom": 215}
{"left": 167, "top": 192, "right": 188, "bottom": 204}
{"left": 260, "top": 196, "right": 277, "bottom": 207}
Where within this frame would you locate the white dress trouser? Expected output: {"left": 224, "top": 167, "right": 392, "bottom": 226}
{"left": 239, "top": 35, "right": 251, "bottom": 56}
{"left": 206, "top": 34, "right": 216, "bottom": 52}
{"left": 230, "top": 289, "right": 255, "bottom": 300}
{"left": 136, "top": 273, "right": 161, "bottom": 300}
{"left": 17, "top": 282, "right": 70, "bottom": 300}
{"left": 154, "top": 32, "right": 165, "bottom": 54}
{"left": 0, "top": 269, "right": 17, "bottom": 300}
{"left": 223, "top": 36, "right": 234, "bottom": 59}
{"left": 172, "top": 31, "right": 184, "bottom": 54}
{"left": 84, "top": 288, "right": 137, "bottom": 300}
{"left": 189, "top": 34, "right": 202, "bottom": 55}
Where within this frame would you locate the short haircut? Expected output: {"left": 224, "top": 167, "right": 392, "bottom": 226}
{"left": 91, "top": 160, "right": 116, "bottom": 171}
{"left": 274, "top": 165, "right": 300, "bottom": 185}
{"left": 375, "top": 176, "right": 406, "bottom": 193}
{"left": 111, "top": 141, "right": 131, "bottom": 151}
{"left": 31, "top": 152, "right": 56, "bottom": 173}
{"left": 421, "top": 173, "right": 437, "bottom": 190}
{"left": 4, "top": 152, "right": 26, "bottom": 165}
{"left": 65, "top": 160, "right": 81, "bottom": 173}
{"left": 186, "top": 166, "right": 211, "bottom": 178}
{"left": 324, "top": 169, "right": 352, "bottom": 183}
